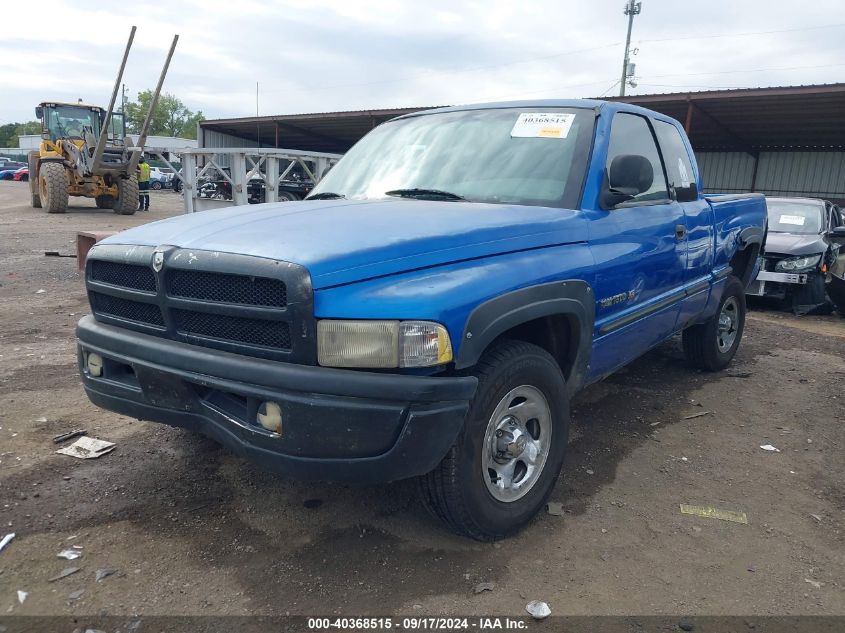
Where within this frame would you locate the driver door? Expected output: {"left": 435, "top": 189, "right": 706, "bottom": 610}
{"left": 588, "top": 112, "right": 687, "bottom": 379}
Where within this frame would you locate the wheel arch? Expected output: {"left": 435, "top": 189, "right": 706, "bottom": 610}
{"left": 454, "top": 280, "right": 595, "bottom": 395}
{"left": 730, "top": 226, "right": 765, "bottom": 288}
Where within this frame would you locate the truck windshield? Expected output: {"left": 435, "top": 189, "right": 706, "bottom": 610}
{"left": 766, "top": 200, "right": 823, "bottom": 235}
{"left": 310, "top": 107, "right": 595, "bottom": 208}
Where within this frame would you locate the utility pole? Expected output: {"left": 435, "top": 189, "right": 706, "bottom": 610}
{"left": 620, "top": 0, "right": 642, "bottom": 97}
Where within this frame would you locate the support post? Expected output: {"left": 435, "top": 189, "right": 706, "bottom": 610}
{"left": 684, "top": 97, "right": 694, "bottom": 134}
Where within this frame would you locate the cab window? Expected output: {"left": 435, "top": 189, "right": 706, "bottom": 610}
{"left": 653, "top": 120, "right": 698, "bottom": 202}
{"left": 605, "top": 113, "right": 669, "bottom": 203}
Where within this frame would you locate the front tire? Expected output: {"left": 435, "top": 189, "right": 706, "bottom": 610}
{"left": 114, "top": 177, "right": 139, "bottom": 215}
{"left": 418, "top": 340, "right": 569, "bottom": 541}
{"left": 683, "top": 276, "right": 746, "bottom": 371}
{"left": 39, "top": 162, "right": 68, "bottom": 213}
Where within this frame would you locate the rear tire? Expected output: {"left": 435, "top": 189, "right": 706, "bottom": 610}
{"left": 114, "top": 177, "right": 139, "bottom": 215}
{"left": 39, "top": 162, "right": 68, "bottom": 213}
{"left": 95, "top": 194, "right": 115, "bottom": 209}
{"left": 683, "top": 276, "right": 746, "bottom": 371}
{"left": 418, "top": 340, "right": 569, "bottom": 541}
{"left": 277, "top": 191, "right": 300, "bottom": 202}
{"left": 28, "top": 152, "right": 41, "bottom": 208}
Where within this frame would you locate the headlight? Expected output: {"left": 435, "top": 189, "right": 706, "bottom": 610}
{"left": 317, "top": 320, "right": 453, "bottom": 368}
{"left": 775, "top": 254, "right": 822, "bottom": 272}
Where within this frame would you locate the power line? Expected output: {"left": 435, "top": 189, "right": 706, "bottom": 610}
{"left": 260, "top": 42, "right": 623, "bottom": 95}
{"left": 638, "top": 22, "right": 845, "bottom": 44}
{"left": 646, "top": 61, "right": 845, "bottom": 79}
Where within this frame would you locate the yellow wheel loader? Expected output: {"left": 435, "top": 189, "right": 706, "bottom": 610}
{"left": 28, "top": 27, "right": 178, "bottom": 215}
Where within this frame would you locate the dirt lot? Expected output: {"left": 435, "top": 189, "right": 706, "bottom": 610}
{"left": 0, "top": 180, "right": 843, "bottom": 617}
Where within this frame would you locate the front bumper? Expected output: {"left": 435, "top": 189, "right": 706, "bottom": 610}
{"left": 747, "top": 270, "right": 809, "bottom": 297}
{"left": 77, "top": 315, "right": 477, "bottom": 483}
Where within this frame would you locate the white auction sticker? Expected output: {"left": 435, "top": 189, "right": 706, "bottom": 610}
{"left": 511, "top": 112, "right": 575, "bottom": 139}
{"left": 779, "top": 214, "right": 806, "bottom": 226}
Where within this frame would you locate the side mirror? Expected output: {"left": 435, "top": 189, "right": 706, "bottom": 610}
{"left": 600, "top": 154, "right": 653, "bottom": 209}
{"left": 831, "top": 226, "right": 845, "bottom": 238}
{"left": 35, "top": 106, "right": 43, "bottom": 119}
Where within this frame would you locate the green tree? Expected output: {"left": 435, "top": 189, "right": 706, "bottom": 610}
{"left": 0, "top": 121, "right": 41, "bottom": 148}
{"left": 124, "top": 90, "right": 203, "bottom": 140}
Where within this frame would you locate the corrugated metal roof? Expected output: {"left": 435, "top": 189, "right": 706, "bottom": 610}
{"left": 605, "top": 84, "right": 845, "bottom": 151}
{"left": 200, "top": 106, "right": 445, "bottom": 153}
{"left": 200, "top": 83, "right": 845, "bottom": 153}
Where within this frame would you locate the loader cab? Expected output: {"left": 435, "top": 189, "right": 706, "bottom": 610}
{"left": 36, "top": 102, "right": 108, "bottom": 144}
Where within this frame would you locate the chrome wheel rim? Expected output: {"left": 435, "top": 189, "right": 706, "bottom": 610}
{"left": 482, "top": 385, "right": 552, "bottom": 503}
{"left": 717, "top": 296, "right": 739, "bottom": 353}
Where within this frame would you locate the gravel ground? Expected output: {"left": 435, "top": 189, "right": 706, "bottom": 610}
{"left": 0, "top": 180, "right": 843, "bottom": 617}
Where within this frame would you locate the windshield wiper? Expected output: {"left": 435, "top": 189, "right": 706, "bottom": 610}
{"left": 385, "top": 188, "right": 466, "bottom": 201}
{"left": 307, "top": 192, "right": 345, "bottom": 200}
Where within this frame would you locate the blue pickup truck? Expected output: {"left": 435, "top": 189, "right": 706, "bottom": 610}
{"left": 77, "top": 99, "right": 767, "bottom": 540}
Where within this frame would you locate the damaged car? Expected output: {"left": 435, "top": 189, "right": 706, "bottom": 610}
{"left": 747, "top": 197, "right": 845, "bottom": 314}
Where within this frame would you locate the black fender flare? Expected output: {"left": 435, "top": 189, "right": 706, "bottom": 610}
{"left": 455, "top": 280, "right": 595, "bottom": 394}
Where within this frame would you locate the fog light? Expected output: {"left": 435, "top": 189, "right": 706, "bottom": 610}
{"left": 257, "top": 401, "right": 283, "bottom": 434}
{"left": 87, "top": 352, "right": 103, "bottom": 377}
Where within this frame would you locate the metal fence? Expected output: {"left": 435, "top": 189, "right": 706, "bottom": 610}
{"left": 155, "top": 147, "right": 342, "bottom": 213}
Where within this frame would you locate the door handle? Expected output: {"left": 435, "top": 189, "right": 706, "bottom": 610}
{"left": 675, "top": 224, "right": 687, "bottom": 240}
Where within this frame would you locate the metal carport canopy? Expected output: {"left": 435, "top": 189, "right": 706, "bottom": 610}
{"left": 605, "top": 83, "right": 845, "bottom": 152}
{"left": 200, "top": 83, "right": 845, "bottom": 154}
{"left": 200, "top": 106, "right": 441, "bottom": 154}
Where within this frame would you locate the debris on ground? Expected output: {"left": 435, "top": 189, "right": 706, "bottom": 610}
{"left": 0, "top": 533, "right": 14, "bottom": 554}
{"left": 679, "top": 504, "right": 748, "bottom": 525}
{"left": 34, "top": 416, "right": 48, "bottom": 423}
{"left": 546, "top": 502, "right": 565, "bottom": 516}
{"left": 44, "top": 251, "right": 77, "bottom": 258}
{"left": 804, "top": 578, "right": 823, "bottom": 589}
{"left": 810, "top": 514, "right": 822, "bottom": 523}
{"left": 95, "top": 568, "right": 117, "bottom": 582}
{"left": 473, "top": 581, "right": 495, "bottom": 594}
{"left": 726, "top": 372, "right": 753, "bottom": 378}
{"left": 759, "top": 444, "right": 781, "bottom": 452}
{"left": 17, "top": 590, "right": 27, "bottom": 604}
{"left": 679, "top": 618, "right": 695, "bottom": 631}
{"left": 35, "top": 289, "right": 45, "bottom": 294}
{"left": 48, "top": 567, "right": 81, "bottom": 582}
{"left": 56, "top": 436, "right": 116, "bottom": 459}
{"left": 52, "top": 429, "right": 87, "bottom": 444}
{"left": 67, "top": 589, "right": 85, "bottom": 601}
{"left": 683, "top": 411, "right": 712, "bottom": 420}
{"left": 57, "top": 549, "right": 82, "bottom": 560}
{"left": 525, "top": 600, "right": 551, "bottom": 620}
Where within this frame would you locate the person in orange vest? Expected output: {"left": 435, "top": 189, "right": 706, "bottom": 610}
{"left": 137, "top": 156, "right": 151, "bottom": 211}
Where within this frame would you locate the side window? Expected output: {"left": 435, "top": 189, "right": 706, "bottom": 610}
{"left": 605, "top": 113, "right": 669, "bottom": 203}
{"left": 653, "top": 120, "right": 698, "bottom": 202}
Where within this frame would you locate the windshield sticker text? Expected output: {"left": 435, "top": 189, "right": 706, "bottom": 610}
{"left": 511, "top": 112, "right": 575, "bottom": 139}
{"left": 779, "top": 215, "right": 806, "bottom": 226}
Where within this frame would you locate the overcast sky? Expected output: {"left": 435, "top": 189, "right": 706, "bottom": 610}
{"left": 2, "top": 0, "right": 844, "bottom": 124}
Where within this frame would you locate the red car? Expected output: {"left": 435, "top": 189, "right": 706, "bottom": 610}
{"left": 12, "top": 167, "right": 28, "bottom": 182}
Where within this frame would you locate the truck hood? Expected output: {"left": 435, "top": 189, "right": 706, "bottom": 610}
{"left": 101, "top": 199, "right": 587, "bottom": 288}
{"left": 765, "top": 232, "right": 827, "bottom": 257}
